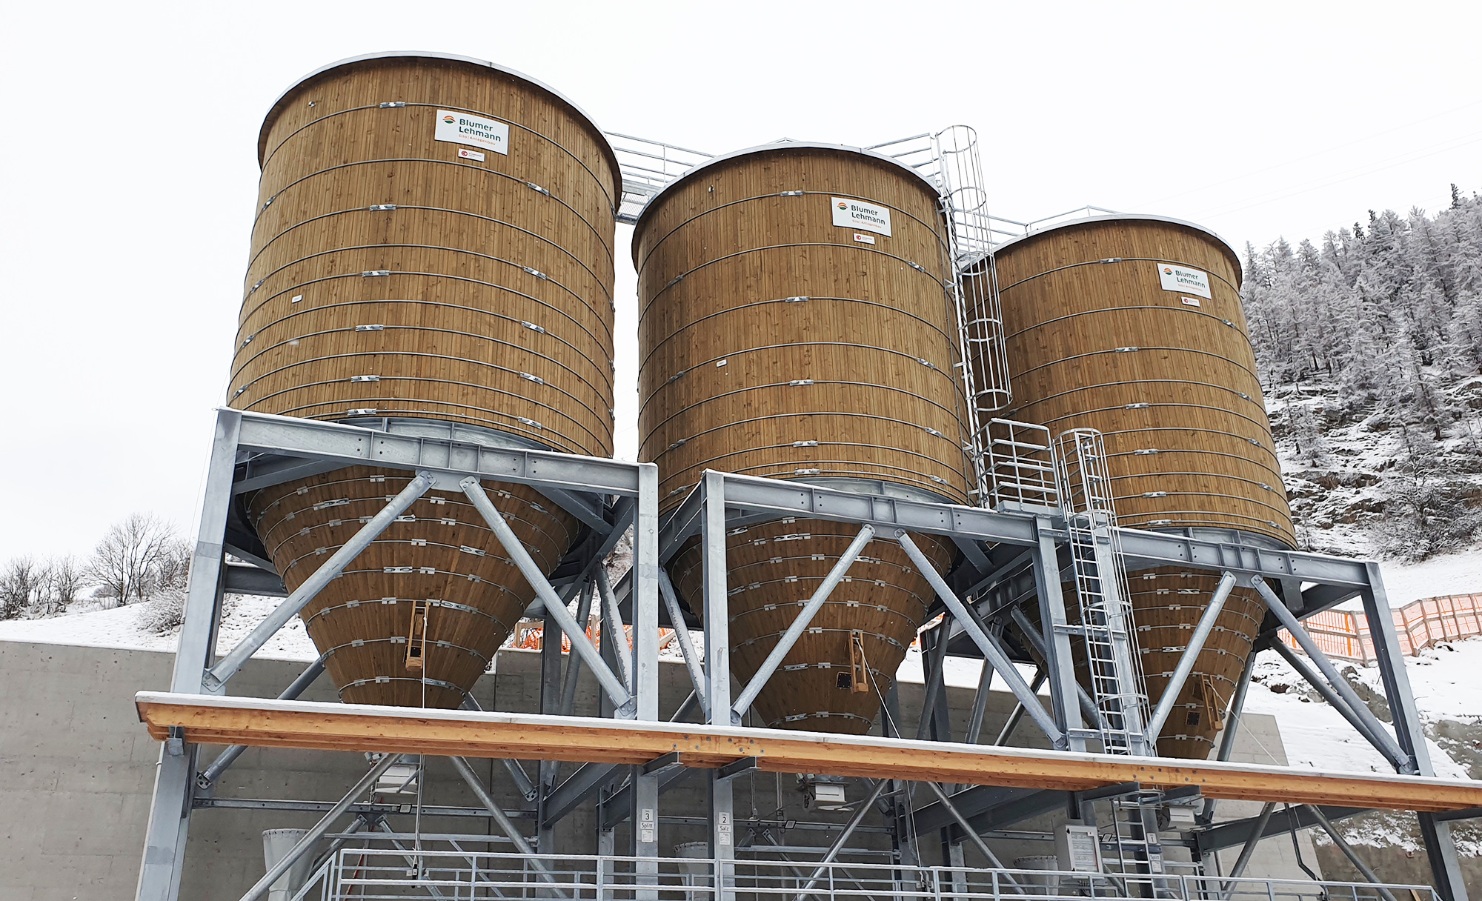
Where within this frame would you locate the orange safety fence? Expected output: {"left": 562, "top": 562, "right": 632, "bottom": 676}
{"left": 1279, "top": 593, "right": 1482, "bottom": 663}
{"left": 504, "top": 618, "right": 676, "bottom": 655}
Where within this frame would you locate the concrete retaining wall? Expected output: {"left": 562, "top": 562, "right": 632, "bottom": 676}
{"left": 1, "top": 637, "right": 1334, "bottom": 900}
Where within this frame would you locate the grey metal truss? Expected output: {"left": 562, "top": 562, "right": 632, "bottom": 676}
{"left": 134, "top": 408, "right": 662, "bottom": 901}
{"left": 663, "top": 469, "right": 1467, "bottom": 899}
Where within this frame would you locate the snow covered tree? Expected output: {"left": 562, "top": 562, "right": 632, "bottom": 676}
{"left": 87, "top": 513, "right": 181, "bottom": 605}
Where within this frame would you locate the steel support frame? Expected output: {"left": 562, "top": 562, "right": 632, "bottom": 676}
{"left": 135, "top": 409, "right": 661, "bottom": 901}
{"left": 665, "top": 468, "right": 1463, "bottom": 896}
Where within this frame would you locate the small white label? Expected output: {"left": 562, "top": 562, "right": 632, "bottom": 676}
{"left": 1180, "top": 296, "right": 1202, "bottom": 307}
{"left": 457, "top": 147, "right": 486, "bottom": 162}
{"left": 640, "top": 827, "right": 655, "bottom": 843}
{"left": 853, "top": 232, "right": 876, "bottom": 244}
{"left": 435, "top": 109, "right": 509, "bottom": 155}
{"left": 1156, "top": 263, "right": 1211, "bottom": 298}
{"left": 831, "top": 197, "right": 892, "bottom": 236}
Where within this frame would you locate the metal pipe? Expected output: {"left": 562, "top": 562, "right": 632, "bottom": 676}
{"left": 461, "top": 477, "right": 632, "bottom": 711}
{"left": 1147, "top": 571, "right": 1238, "bottom": 743}
{"left": 449, "top": 756, "right": 558, "bottom": 884}
{"left": 995, "top": 670, "right": 1048, "bottom": 745}
{"left": 236, "top": 754, "right": 401, "bottom": 901}
{"left": 916, "top": 618, "right": 952, "bottom": 740}
{"left": 897, "top": 531, "right": 1065, "bottom": 748}
{"left": 964, "top": 654, "right": 995, "bottom": 744}
{"left": 1270, "top": 641, "right": 1408, "bottom": 771}
{"left": 597, "top": 567, "right": 633, "bottom": 693}
{"left": 920, "top": 780, "right": 1023, "bottom": 890}
{"left": 199, "top": 653, "right": 329, "bottom": 789}
{"left": 734, "top": 525, "right": 875, "bottom": 721}
{"left": 207, "top": 471, "right": 436, "bottom": 689}
{"left": 557, "top": 579, "right": 597, "bottom": 718}
{"left": 658, "top": 570, "right": 710, "bottom": 721}
{"left": 1219, "top": 802, "right": 1276, "bottom": 901}
{"left": 793, "top": 778, "right": 891, "bottom": 901}
{"left": 1306, "top": 805, "right": 1399, "bottom": 901}
{"left": 1252, "top": 576, "right": 1410, "bottom": 770}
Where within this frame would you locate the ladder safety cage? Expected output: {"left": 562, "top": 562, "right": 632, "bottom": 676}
{"left": 869, "top": 127, "right": 1012, "bottom": 501}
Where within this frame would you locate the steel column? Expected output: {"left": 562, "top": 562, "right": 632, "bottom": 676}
{"left": 632, "top": 463, "right": 661, "bottom": 896}
{"left": 1361, "top": 563, "right": 1468, "bottom": 901}
{"left": 136, "top": 409, "right": 240, "bottom": 901}
{"left": 1029, "top": 520, "right": 1087, "bottom": 751}
{"left": 699, "top": 471, "right": 736, "bottom": 888}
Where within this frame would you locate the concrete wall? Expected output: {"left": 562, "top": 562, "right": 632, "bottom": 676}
{"left": 1, "top": 637, "right": 1342, "bottom": 901}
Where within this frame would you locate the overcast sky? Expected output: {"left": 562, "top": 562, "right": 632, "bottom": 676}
{"left": 1, "top": 1, "right": 1477, "bottom": 560}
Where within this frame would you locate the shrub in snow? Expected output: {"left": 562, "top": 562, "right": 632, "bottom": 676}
{"left": 137, "top": 586, "right": 187, "bottom": 635}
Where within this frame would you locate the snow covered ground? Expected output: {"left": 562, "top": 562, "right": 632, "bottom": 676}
{"left": 2, "top": 549, "right": 1478, "bottom": 783}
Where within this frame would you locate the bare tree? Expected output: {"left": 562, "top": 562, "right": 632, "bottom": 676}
{"left": 0, "top": 557, "right": 40, "bottom": 620}
{"left": 35, "top": 555, "right": 85, "bottom": 616}
{"left": 87, "top": 513, "right": 180, "bottom": 605}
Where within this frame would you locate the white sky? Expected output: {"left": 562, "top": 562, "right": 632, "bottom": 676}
{"left": 1, "top": 1, "right": 1478, "bottom": 560}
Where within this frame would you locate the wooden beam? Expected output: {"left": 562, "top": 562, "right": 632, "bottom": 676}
{"left": 135, "top": 692, "right": 1482, "bottom": 813}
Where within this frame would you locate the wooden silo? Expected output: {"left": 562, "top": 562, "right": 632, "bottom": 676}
{"left": 975, "top": 215, "right": 1294, "bottom": 758}
{"left": 228, "top": 53, "right": 619, "bottom": 708}
{"left": 634, "top": 143, "right": 971, "bottom": 733}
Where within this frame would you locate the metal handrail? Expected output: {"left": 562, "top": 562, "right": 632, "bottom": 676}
{"left": 286, "top": 840, "right": 1439, "bottom": 901}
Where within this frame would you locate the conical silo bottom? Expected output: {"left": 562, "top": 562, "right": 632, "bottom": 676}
{"left": 248, "top": 465, "right": 576, "bottom": 708}
{"left": 672, "top": 520, "right": 955, "bottom": 734}
{"left": 1128, "top": 567, "right": 1266, "bottom": 759}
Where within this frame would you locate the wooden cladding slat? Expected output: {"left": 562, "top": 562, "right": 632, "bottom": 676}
{"left": 229, "top": 56, "right": 616, "bottom": 708}
{"left": 635, "top": 147, "right": 972, "bottom": 734}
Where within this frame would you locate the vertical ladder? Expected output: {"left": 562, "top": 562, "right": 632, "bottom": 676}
{"left": 1056, "top": 429, "right": 1164, "bottom": 885}
{"left": 1056, "top": 428, "right": 1150, "bottom": 756}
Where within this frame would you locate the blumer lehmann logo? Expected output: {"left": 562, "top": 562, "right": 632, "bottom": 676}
{"left": 443, "top": 115, "right": 456, "bottom": 124}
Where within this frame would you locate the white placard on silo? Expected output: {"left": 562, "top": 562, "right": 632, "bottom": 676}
{"left": 831, "top": 197, "right": 892, "bottom": 236}
{"left": 1156, "top": 263, "right": 1211, "bottom": 298}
